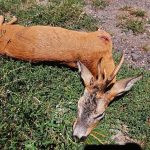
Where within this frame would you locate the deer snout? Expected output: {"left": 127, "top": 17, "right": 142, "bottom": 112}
{"left": 72, "top": 124, "right": 87, "bottom": 141}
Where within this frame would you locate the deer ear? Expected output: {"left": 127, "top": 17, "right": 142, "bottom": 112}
{"left": 77, "top": 61, "right": 94, "bottom": 86}
{"left": 107, "top": 75, "right": 142, "bottom": 98}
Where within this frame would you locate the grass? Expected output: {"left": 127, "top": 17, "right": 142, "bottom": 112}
{"left": 117, "top": 17, "right": 145, "bottom": 34}
{"left": 92, "top": 0, "right": 108, "bottom": 9}
{"left": 120, "top": 6, "right": 132, "bottom": 11}
{"left": 0, "top": 0, "right": 150, "bottom": 149}
{"left": 0, "top": 0, "right": 98, "bottom": 31}
{"left": 125, "top": 19, "right": 145, "bottom": 33}
{"left": 120, "top": 6, "right": 146, "bottom": 17}
{"left": 130, "top": 9, "right": 146, "bottom": 17}
{"left": 118, "top": 6, "right": 147, "bottom": 34}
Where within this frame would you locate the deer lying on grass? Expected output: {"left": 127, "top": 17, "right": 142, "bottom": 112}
{"left": 0, "top": 15, "right": 115, "bottom": 77}
{"left": 0, "top": 16, "right": 142, "bottom": 141}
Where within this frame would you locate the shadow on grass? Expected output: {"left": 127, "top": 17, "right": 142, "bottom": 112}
{"left": 1, "top": 55, "right": 78, "bottom": 71}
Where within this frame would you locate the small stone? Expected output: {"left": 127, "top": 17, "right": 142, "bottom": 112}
{"left": 143, "top": 44, "right": 150, "bottom": 52}
{"left": 131, "top": 53, "right": 141, "bottom": 62}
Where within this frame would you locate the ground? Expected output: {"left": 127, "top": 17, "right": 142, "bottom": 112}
{"left": 0, "top": 0, "right": 149, "bottom": 150}
{"left": 85, "top": 0, "right": 150, "bottom": 70}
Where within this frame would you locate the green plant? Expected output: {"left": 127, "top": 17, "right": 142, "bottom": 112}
{"left": 125, "top": 19, "right": 145, "bottom": 33}
{"left": 92, "top": 0, "right": 108, "bottom": 9}
{"left": 0, "top": 0, "right": 97, "bottom": 31}
{"left": 130, "top": 9, "right": 146, "bottom": 17}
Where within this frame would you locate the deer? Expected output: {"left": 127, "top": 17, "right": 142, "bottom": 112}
{"left": 0, "top": 16, "right": 142, "bottom": 141}
{"left": 0, "top": 15, "right": 115, "bottom": 78}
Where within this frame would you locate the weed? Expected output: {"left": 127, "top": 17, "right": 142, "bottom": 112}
{"left": 125, "top": 19, "right": 145, "bottom": 33}
{"left": 92, "top": 0, "right": 108, "bottom": 9}
{"left": 0, "top": 0, "right": 97, "bottom": 31}
{"left": 120, "top": 5, "right": 132, "bottom": 11}
{"left": 130, "top": 9, "right": 146, "bottom": 17}
{"left": 117, "top": 16, "right": 145, "bottom": 34}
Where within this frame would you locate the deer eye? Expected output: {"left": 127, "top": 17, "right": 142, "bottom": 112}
{"left": 94, "top": 112, "right": 105, "bottom": 120}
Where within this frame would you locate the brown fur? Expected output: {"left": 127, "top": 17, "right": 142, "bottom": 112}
{"left": 0, "top": 16, "right": 115, "bottom": 78}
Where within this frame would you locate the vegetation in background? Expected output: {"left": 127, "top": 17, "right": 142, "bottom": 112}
{"left": 0, "top": 0, "right": 150, "bottom": 149}
{"left": 0, "top": 0, "right": 98, "bottom": 31}
{"left": 120, "top": 6, "right": 146, "bottom": 17}
{"left": 130, "top": 9, "right": 146, "bottom": 17}
{"left": 118, "top": 6, "right": 147, "bottom": 34}
{"left": 92, "top": 0, "right": 108, "bottom": 9}
{"left": 125, "top": 19, "right": 145, "bottom": 33}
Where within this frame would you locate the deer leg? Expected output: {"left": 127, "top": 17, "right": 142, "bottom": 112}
{"left": 0, "top": 15, "right": 4, "bottom": 25}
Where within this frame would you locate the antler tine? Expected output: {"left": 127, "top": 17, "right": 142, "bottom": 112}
{"left": 6, "top": 16, "right": 17, "bottom": 25}
{"left": 107, "top": 51, "right": 125, "bottom": 84}
{"left": 0, "top": 15, "right": 4, "bottom": 25}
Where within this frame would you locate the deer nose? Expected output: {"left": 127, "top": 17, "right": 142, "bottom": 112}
{"left": 73, "top": 123, "right": 87, "bottom": 141}
{"left": 72, "top": 135, "right": 87, "bottom": 142}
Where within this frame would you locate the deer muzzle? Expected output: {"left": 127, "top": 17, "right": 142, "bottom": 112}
{"left": 73, "top": 123, "right": 87, "bottom": 141}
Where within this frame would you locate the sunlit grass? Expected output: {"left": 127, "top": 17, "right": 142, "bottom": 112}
{"left": 0, "top": 0, "right": 149, "bottom": 149}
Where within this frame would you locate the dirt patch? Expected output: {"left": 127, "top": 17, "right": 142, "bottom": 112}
{"left": 84, "top": 0, "right": 150, "bottom": 70}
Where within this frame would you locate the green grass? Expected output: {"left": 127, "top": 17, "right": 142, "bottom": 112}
{"left": 125, "top": 19, "right": 145, "bottom": 33}
{"left": 0, "top": 55, "right": 149, "bottom": 149}
{"left": 92, "top": 0, "right": 108, "bottom": 9}
{"left": 0, "top": 0, "right": 97, "bottom": 30}
{"left": 118, "top": 18, "right": 145, "bottom": 34}
{"left": 0, "top": 0, "right": 150, "bottom": 149}
{"left": 120, "top": 6, "right": 146, "bottom": 18}
{"left": 130, "top": 9, "right": 146, "bottom": 18}
{"left": 119, "top": 6, "right": 146, "bottom": 34}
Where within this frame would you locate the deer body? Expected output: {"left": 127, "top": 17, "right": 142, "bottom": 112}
{"left": 0, "top": 16, "right": 142, "bottom": 141}
{"left": 0, "top": 17, "right": 115, "bottom": 77}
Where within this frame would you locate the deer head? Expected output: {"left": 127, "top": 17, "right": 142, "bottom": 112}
{"left": 73, "top": 52, "right": 142, "bottom": 141}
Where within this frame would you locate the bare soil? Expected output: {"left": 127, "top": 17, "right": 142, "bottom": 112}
{"left": 84, "top": 0, "right": 150, "bottom": 70}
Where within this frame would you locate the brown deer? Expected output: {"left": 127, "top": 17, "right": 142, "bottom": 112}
{"left": 0, "top": 15, "right": 115, "bottom": 78}
{"left": 0, "top": 16, "right": 142, "bottom": 141}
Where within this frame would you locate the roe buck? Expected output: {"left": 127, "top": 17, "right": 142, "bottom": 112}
{"left": 0, "top": 15, "right": 115, "bottom": 78}
{"left": 0, "top": 16, "right": 142, "bottom": 141}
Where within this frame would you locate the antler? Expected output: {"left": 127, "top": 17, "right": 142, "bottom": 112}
{"left": 97, "top": 51, "right": 125, "bottom": 90}
{"left": 106, "top": 51, "right": 125, "bottom": 85}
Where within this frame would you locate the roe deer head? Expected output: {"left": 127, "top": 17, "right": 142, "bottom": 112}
{"left": 73, "top": 52, "right": 142, "bottom": 141}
